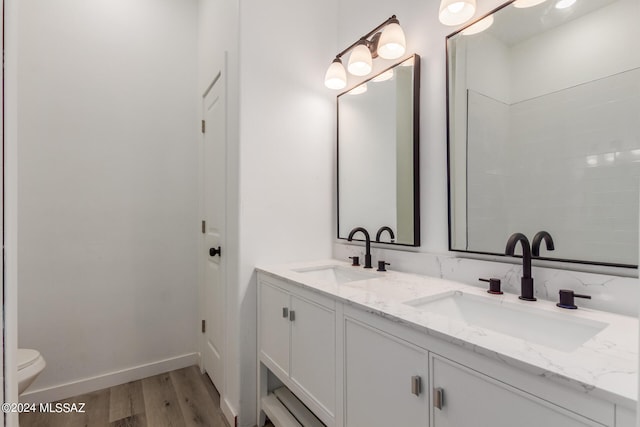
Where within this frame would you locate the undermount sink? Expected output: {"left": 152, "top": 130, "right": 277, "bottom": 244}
{"left": 292, "top": 265, "right": 377, "bottom": 285}
{"left": 405, "top": 291, "right": 607, "bottom": 352}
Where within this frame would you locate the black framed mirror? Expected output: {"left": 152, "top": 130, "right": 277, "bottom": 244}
{"left": 337, "top": 54, "right": 421, "bottom": 246}
{"left": 446, "top": 0, "right": 640, "bottom": 268}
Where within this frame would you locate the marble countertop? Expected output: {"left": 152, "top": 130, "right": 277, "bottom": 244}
{"left": 256, "top": 259, "right": 638, "bottom": 408}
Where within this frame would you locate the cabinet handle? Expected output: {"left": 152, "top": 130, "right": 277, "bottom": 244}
{"left": 433, "top": 387, "right": 444, "bottom": 410}
{"left": 282, "top": 307, "right": 289, "bottom": 318}
{"left": 411, "top": 375, "right": 421, "bottom": 396}
{"left": 289, "top": 310, "right": 296, "bottom": 321}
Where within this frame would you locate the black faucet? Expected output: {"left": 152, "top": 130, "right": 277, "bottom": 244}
{"left": 375, "top": 226, "right": 395, "bottom": 243}
{"left": 505, "top": 233, "right": 536, "bottom": 301}
{"left": 532, "top": 231, "right": 554, "bottom": 257}
{"left": 348, "top": 227, "right": 372, "bottom": 268}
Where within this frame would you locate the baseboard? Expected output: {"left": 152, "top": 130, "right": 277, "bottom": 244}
{"left": 20, "top": 352, "right": 200, "bottom": 404}
{"left": 221, "top": 396, "right": 237, "bottom": 426}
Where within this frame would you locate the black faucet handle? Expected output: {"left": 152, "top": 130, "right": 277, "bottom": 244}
{"left": 480, "top": 278, "right": 503, "bottom": 295}
{"left": 349, "top": 256, "right": 360, "bottom": 266}
{"left": 557, "top": 289, "right": 591, "bottom": 309}
{"left": 377, "top": 261, "right": 390, "bottom": 272}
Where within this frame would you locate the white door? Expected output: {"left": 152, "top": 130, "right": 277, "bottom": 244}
{"left": 201, "top": 71, "right": 226, "bottom": 391}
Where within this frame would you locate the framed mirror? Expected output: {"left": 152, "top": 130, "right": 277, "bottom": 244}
{"left": 337, "top": 55, "right": 420, "bottom": 246}
{"left": 447, "top": 0, "right": 640, "bottom": 267}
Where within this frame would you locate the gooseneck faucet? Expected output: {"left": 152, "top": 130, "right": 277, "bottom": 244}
{"left": 505, "top": 233, "right": 536, "bottom": 301}
{"left": 375, "top": 226, "right": 395, "bottom": 243}
{"left": 532, "top": 231, "right": 555, "bottom": 257}
{"left": 348, "top": 227, "right": 373, "bottom": 268}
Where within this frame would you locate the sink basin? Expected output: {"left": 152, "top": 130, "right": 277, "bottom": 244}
{"left": 292, "top": 265, "right": 377, "bottom": 285}
{"left": 405, "top": 291, "right": 607, "bottom": 352}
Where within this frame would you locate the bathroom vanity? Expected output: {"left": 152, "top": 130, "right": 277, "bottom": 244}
{"left": 256, "top": 260, "right": 637, "bottom": 427}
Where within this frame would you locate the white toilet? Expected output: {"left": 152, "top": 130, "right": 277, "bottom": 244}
{"left": 17, "top": 349, "right": 46, "bottom": 394}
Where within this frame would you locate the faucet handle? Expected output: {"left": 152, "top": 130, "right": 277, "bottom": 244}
{"left": 480, "top": 278, "right": 503, "bottom": 295}
{"left": 349, "top": 256, "right": 360, "bottom": 267}
{"left": 377, "top": 261, "right": 390, "bottom": 272}
{"left": 557, "top": 289, "right": 591, "bottom": 309}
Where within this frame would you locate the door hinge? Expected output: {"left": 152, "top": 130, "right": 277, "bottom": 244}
{"left": 201, "top": 220, "right": 206, "bottom": 234}
{"left": 201, "top": 319, "right": 206, "bottom": 333}
{"left": 201, "top": 120, "right": 206, "bottom": 134}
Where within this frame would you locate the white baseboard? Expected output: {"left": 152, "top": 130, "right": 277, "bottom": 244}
{"left": 20, "top": 352, "right": 199, "bottom": 404}
{"left": 221, "top": 396, "right": 237, "bottom": 426}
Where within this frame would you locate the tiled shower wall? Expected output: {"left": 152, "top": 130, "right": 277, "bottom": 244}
{"left": 467, "top": 68, "right": 640, "bottom": 265}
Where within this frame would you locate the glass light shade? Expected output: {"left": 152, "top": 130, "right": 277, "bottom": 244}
{"left": 461, "top": 15, "right": 494, "bottom": 35}
{"left": 348, "top": 83, "right": 367, "bottom": 95}
{"left": 439, "top": 0, "right": 477, "bottom": 26}
{"left": 377, "top": 22, "right": 406, "bottom": 60}
{"left": 348, "top": 43, "right": 373, "bottom": 76}
{"left": 372, "top": 69, "right": 394, "bottom": 82}
{"left": 555, "top": 0, "right": 576, "bottom": 9}
{"left": 513, "top": 0, "right": 547, "bottom": 7}
{"left": 324, "top": 58, "right": 347, "bottom": 90}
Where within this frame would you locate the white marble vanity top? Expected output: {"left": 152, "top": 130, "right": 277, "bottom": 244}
{"left": 256, "top": 259, "right": 638, "bottom": 408}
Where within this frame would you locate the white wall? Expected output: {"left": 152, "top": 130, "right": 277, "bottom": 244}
{"left": 236, "top": 1, "right": 337, "bottom": 425}
{"left": 17, "top": 0, "right": 199, "bottom": 399}
{"left": 198, "top": 0, "right": 336, "bottom": 425}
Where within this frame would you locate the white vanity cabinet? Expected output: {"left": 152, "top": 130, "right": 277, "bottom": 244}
{"left": 256, "top": 265, "right": 636, "bottom": 427}
{"left": 258, "top": 277, "right": 336, "bottom": 425}
{"left": 341, "top": 305, "right": 619, "bottom": 427}
{"left": 344, "top": 317, "right": 429, "bottom": 427}
{"left": 430, "top": 355, "right": 604, "bottom": 427}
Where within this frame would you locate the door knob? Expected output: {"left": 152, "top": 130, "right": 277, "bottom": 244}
{"left": 209, "top": 246, "right": 221, "bottom": 257}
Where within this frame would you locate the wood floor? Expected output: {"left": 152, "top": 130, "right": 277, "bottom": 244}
{"left": 19, "top": 365, "right": 230, "bottom": 427}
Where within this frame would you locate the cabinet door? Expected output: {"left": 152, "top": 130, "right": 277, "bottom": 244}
{"left": 432, "top": 356, "right": 603, "bottom": 427}
{"left": 259, "top": 282, "right": 291, "bottom": 376}
{"left": 345, "top": 318, "right": 429, "bottom": 427}
{"left": 289, "top": 296, "right": 336, "bottom": 417}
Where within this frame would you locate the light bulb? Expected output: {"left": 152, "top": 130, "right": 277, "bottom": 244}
{"left": 348, "top": 42, "right": 373, "bottom": 76}
{"left": 448, "top": 2, "right": 465, "bottom": 13}
{"left": 324, "top": 58, "right": 347, "bottom": 90}
{"left": 439, "top": 0, "right": 477, "bottom": 26}
{"left": 377, "top": 21, "right": 406, "bottom": 60}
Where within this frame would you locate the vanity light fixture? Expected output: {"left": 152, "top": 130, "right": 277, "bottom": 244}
{"left": 324, "top": 15, "right": 406, "bottom": 89}
{"left": 439, "top": 0, "right": 477, "bottom": 26}
{"left": 325, "top": 58, "right": 348, "bottom": 90}
{"left": 348, "top": 42, "right": 373, "bottom": 76}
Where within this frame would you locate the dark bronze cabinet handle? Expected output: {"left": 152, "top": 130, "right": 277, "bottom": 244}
{"left": 209, "top": 246, "right": 221, "bottom": 257}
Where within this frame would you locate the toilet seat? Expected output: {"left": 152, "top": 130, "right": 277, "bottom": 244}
{"left": 17, "top": 348, "right": 46, "bottom": 395}
{"left": 18, "top": 349, "right": 42, "bottom": 370}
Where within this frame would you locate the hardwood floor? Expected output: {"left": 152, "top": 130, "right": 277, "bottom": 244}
{"left": 19, "top": 366, "right": 230, "bottom": 427}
